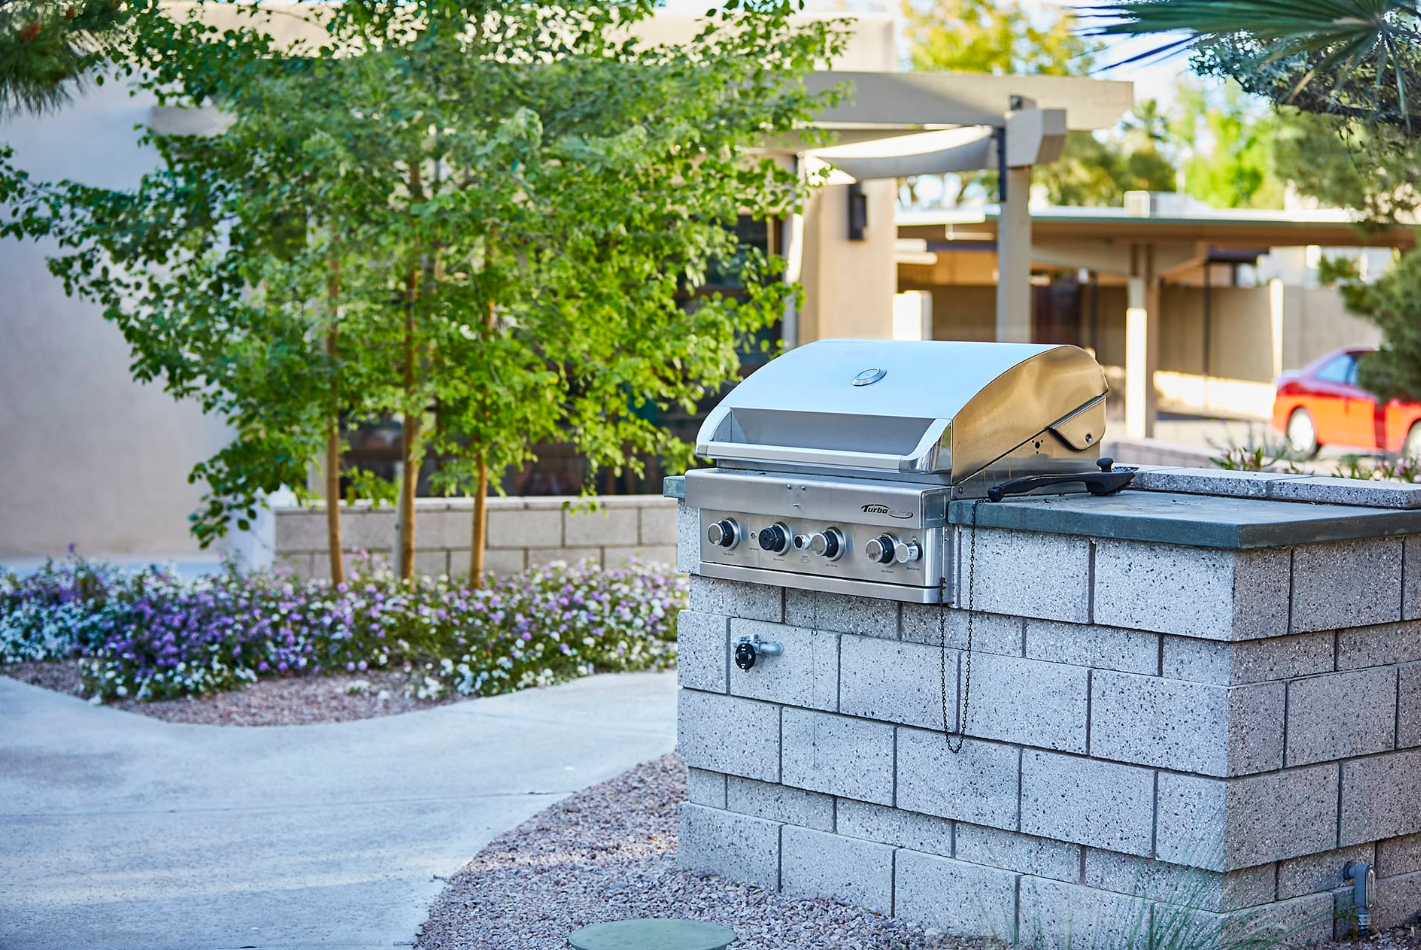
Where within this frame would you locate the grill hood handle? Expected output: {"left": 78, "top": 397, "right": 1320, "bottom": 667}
{"left": 985, "top": 458, "right": 1136, "bottom": 503}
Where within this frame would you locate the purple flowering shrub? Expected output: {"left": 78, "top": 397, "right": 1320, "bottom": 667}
{"left": 0, "top": 555, "right": 125, "bottom": 662}
{"left": 0, "top": 555, "right": 686, "bottom": 703}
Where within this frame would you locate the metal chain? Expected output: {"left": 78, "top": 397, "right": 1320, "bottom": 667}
{"left": 942, "top": 499, "right": 980, "bottom": 753}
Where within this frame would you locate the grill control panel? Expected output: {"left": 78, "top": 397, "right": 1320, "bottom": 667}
{"left": 696, "top": 508, "right": 947, "bottom": 602}
{"left": 684, "top": 469, "right": 955, "bottom": 604}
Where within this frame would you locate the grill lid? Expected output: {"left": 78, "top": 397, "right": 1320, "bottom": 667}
{"left": 696, "top": 340, "right": 1108, "bottom": 482}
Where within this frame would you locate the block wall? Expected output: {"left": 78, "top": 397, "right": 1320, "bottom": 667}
{"left": 274, "top": 495, "right": 677, "bottom": 580}
{"left": 675, "top": 524, "right": 1421, "bottom": 950}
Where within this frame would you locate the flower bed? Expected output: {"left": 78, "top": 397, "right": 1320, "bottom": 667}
{"left": 0, "top": 555, "right": 685, "bottom": 703}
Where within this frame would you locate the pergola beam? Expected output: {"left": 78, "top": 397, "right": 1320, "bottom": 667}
{"left": 807, "top": 72, "right": 1134, "bottom": 133}
{"left": 813, "top": 106, "right": 1071, "bottom": 344}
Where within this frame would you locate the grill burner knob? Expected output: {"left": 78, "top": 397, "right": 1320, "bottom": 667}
{"left": 866, "top": 535, "right": 897, "bottom": 564}
{"left": 895, "top": 540, "right": 922, "bottom": 564}
{"left": 707, "top": 519, "right": 740, "bottom": 549}
{"left": 810, "top": 528, "right": 844, "bottom": 561}
{"left": 758, "top": 523, "right": 791, "bottom": 555}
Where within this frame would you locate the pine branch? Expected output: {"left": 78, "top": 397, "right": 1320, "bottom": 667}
{"left": 0, "top": 0, "right": 130, "bottom": 117}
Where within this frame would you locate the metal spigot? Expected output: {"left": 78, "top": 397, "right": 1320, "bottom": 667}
{"left": 734, "top": 634, "right": 783, "bottom": 670}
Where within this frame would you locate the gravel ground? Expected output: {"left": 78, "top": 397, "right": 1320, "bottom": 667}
{"left": 416, "top": 754, "right": 991, "bottom": 950}
{"left": 0, "top": 659, "right": 457, "bottom": 726}
{"left": 417, "top": 755, "right": 1421, "bottom": 950}
{"left": 1352, "top": 929, "right": 1421, "bottom": 950}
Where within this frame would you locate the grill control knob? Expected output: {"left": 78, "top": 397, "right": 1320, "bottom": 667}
{"left": 757, "top": 523, "right": 791, "bottom": 555}
{"left": 810, "top": 528, "right": 845, "bottom": 561}
{"left": 895, "top": 540, "right": 922, "bottom": 564}
{"left": 865, "top": 535, "right": 897, "bottom": 564}
{"left": 707, "top": 519, "right": 740, "bottom": 549}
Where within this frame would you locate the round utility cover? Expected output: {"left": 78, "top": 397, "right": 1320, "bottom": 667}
{"left": 852, "top": 367, "right": 887, "bottom": 386}
{"left": 568, "top": 918, "right": 736, "bottom": 950}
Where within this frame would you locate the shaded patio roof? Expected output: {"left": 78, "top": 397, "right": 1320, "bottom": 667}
{"left": 898, "top": 206, "right": 1416, "bottom": 251}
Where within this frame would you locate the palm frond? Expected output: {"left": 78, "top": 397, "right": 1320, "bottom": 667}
{"left": 1077, "top": 0, "right": 1421, "bottom": 134}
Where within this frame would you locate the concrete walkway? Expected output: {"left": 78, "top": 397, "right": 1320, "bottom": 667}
{"left": 0, "top": 671, "right": 678, "bottom": 950}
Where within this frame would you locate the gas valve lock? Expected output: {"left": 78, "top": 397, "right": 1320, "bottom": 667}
{"left": 734, "top": 634, "right": 783, "bottom": 670}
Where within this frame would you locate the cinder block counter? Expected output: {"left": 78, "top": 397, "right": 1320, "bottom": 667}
{"left": 669, "top": 469, "right": 1421, "bottom": 950}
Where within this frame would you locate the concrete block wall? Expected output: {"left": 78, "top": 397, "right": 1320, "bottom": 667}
{"left": 676, "top": 516, "right": 1421, "bottom": 949}
{"left": 273, "top": 495, "right": 677, "bottom": 580}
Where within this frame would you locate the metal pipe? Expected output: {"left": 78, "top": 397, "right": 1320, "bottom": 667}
{"left": 1345, "top": 862, "right": 1375, "bottom": 938}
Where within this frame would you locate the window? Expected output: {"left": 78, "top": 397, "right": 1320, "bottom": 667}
{"left": 1315, "top": 355, "right": 1355, "bottom": 384}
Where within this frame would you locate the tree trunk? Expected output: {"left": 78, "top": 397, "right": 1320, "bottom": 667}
{"left": 469, "top": 297, "right": 496, "bottom": 587}
{"left": 399, "top": 266, "right": 420, "bottom": 582}
{"left": 324, "top": 329, "right": 344, "bottom": 585}
{"left": 324, "top": 255, "right": 344, "bottom": 585}
{"left": 470, "top": 457, "right": 488, "bottom": 586}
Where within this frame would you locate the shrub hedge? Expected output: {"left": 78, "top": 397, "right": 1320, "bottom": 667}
{"left": 0, "top": 555, "right": 685, "bottom": 703}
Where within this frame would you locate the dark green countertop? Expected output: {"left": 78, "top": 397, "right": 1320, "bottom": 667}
{"left": 670, "top": 469, "right": 1420, "bottom": 549}
{"left": 948, "top": 489, "right": 1421, "bottom": 549}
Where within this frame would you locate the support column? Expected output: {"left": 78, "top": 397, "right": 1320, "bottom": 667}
{"left": 995, "top": 164, "right": 1033, "bottom": 343}
{"left": 1125, "top": 244, "right": 1159, "bottom": 440}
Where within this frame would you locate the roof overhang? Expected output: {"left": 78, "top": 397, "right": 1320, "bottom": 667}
{"left": 899, "top": 207, "right": 1417, "bottom": 252}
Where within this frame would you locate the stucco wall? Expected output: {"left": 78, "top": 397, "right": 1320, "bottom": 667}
{"left": 1157, "top": 287, "right": 1274, "bottom": 382}
{"left": 0, "top": 82, "right": 232, "bottom": 559}
{"left": 1281, "top": 286, "right": 1382, "bottom": 372}
{"left": 798, "top": 179, "right": 900, "bottom": 343}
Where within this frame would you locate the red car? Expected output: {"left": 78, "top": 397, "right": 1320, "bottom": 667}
{"left": 1273, "top": 346, "right": 1421, "bottom": 458}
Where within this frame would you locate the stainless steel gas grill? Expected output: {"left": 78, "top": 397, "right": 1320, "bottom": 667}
{"left": 686, "top": 339, "right": 1131, "bottom": 603}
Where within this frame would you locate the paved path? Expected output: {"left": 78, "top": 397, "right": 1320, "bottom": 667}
{"left": 0, "top": 671, "right": 678, "bottom": 950}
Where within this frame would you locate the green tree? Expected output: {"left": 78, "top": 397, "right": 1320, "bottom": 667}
{"left": 1174, "top": 82, "right": 1286, "bottom": 209}
{"left": 902, "top": 0, "right": 1098, "bottom": 75}
{"left": 1325, "top": 252, "right": 1421, "bottom": 407}
{"left": 900, "top": 0, "right": 1176, "bottom": 208}
{"left": 1274, "top": 110, "right": 1421, "bottom": 227}
{"left": 9, "top": 0, "right": 843, "bottom": 583}
{"left": 1034, "top": 101, "right": 1177, "bottom": 207}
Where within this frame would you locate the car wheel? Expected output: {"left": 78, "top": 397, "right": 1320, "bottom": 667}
{"left": 1405, "top": 424, "right": 1421, "bottom": 460}
{"left": 1286, "top": 409, "right": 1320, "bottom": 459}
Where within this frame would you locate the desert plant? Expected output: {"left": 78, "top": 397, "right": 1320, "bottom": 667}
{"left": 1210, "top": 437, "right": 1306, "bottom": 474}
{"left": 1333, "top": 453, "right": 1421, "bottom": 482}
